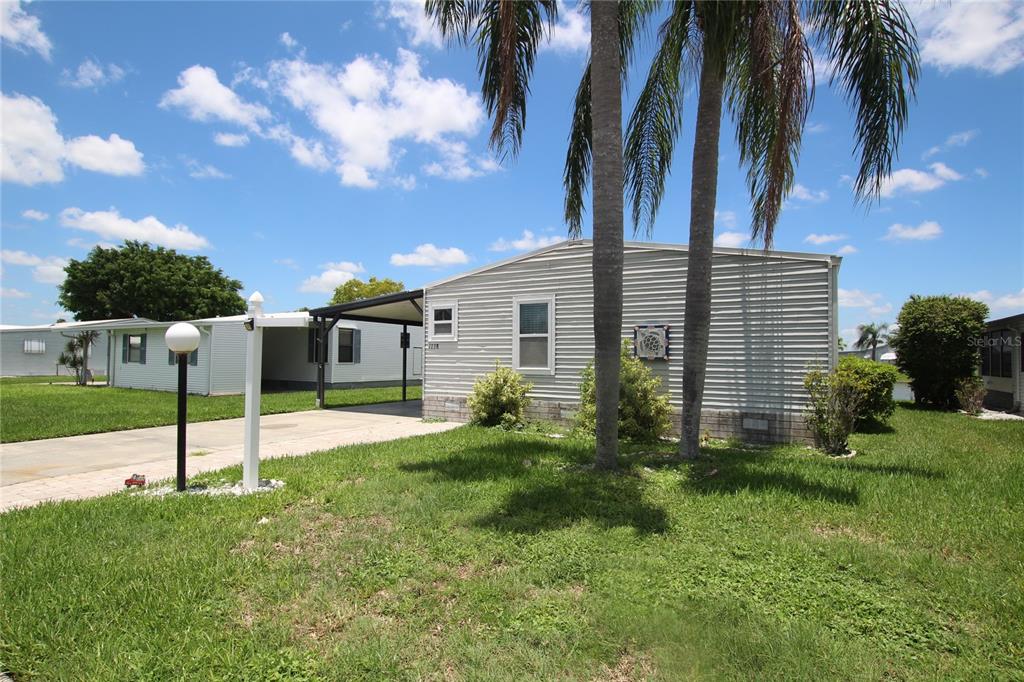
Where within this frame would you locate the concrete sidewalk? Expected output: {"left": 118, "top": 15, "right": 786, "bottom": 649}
{"left": 0, "top": 403, "right": 459, "bottom": 512}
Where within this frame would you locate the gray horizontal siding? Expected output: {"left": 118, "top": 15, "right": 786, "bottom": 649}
{"left": 424, "top": 241, "right": 834, "bottom": 414}
{"left": 111, "top": 327, "right": 211, "bottom": 394}
{"left": 0, "top": 329, "right": 109, "bottom": 377}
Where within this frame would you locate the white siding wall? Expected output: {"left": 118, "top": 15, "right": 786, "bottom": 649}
{"left": 0, "top": 330, "right": 109, "bottom": 376}
{"left": 111, "top": 327, "right": 211, "bottom": 394}
{"left": 209, "top": 322, "right": 247, "bottom": 394}
{"left": 424, "top": 241, "right": 835, "bottom": 415}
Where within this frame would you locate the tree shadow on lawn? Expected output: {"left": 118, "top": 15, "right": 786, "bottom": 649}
{"left": 397, "top": 439, "right": 571, "bottom": 482}
{"left": 812, "top": 459, "right": 945, "bottom": 480}
{"left": 678, "top": 449, "right": 861, "bottom": 506}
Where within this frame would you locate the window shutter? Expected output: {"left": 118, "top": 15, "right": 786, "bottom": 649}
{"left": 353, "top": 329, "right": 361, "bottom": 364}
{"left": 139, "top": 334, "right": 147, "bottom": 364}
{"left": 190, "top": 349, "right": 198, "bottom": 366}
{"left": 168, "top": 349, "right": 175, "bottom": 365}
{"left": 122, "top": 335, "right": 128, "bottom": 363}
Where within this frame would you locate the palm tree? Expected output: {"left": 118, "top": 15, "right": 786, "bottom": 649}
{"left": 427, "top": 0, "right": 654, "bottom": 470}
{"left": 854, "top": 322, "right": 890, "bottom": 361}
{"left": 59, "top": 330, "right": 100, "bottom": 385}
{"left": 599, "top": 0, "right": 918, "bottom": 459}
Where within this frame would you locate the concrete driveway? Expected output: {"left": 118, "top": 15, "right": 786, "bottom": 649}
{"left": 0, "top": 401, "right": 460, "bottom": 512}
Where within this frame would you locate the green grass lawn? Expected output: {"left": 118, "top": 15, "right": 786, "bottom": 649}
{"left": 1, "top": 406, "right": 1021, "bottom": 680}
{"left": 0, "top": 379, "right": 421, "bottom": 443}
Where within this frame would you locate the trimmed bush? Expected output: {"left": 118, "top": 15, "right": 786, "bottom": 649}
{"left": 955, "top": 376, "right": 985, "bottom": 415}
{"left": 575, "top": 342, "right": 672, "bottom": 442}
{"left": 804, "top": 367, "right": 864, "bottom": 455}
{"left": 890, "top": 295, "right": 988, "bottom": 408}
{"left": 837, "top": 357, "right": 900, "bottom": 425}
{"left": 467, "top": 361, "right": 533, "bottom": 429}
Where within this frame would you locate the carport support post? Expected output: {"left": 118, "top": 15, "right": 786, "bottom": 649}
{"left": 402, "top": 324, "right": 408, "bottom": 402}
{"left": 243, "top": 292, "right": 264, "bottom": 490}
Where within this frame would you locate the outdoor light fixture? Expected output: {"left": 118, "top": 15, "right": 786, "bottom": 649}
{"left": 243, "top": 317, "right": 255, "bottom": 332}
{"left": 165, "top": 322, "right": 200, "bottom": 492}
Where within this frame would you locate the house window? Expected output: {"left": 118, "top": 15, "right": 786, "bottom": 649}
{"left": 337, "top": 328, "right": 361, "bottom": 364}
{"left": 430, "top": 302, "right": 457, "bottom": 341}
{"left": 981, "top": 330, "right": 1013, "bottom": 378}
{"left": 23, "top": 339, "right": 45, "bottom": 354}
{"left": 125, "top": 334, "right": 146, "bottom": 364}
{"left": 167, "top": 349, "right": 199, "bottom": 366}
{"left": 513, "top": 295, "right": 554, "bottom": 374}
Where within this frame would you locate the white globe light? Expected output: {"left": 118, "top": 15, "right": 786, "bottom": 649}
{"left": 166, "top": 322, "right": 201, "bottom": 354}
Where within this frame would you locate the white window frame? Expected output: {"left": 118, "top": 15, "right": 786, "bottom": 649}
{"left": 23, "top": 339, "right": 46, "bottom": 354}
{"left": 512, "top": 294, "right": 555, "bottom": 375}
{"left": 429, "top": 300, "right": 458, "bottom": 342}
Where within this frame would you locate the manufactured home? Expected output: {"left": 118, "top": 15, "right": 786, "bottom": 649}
{"left": 310, "top": 240, "right": 839, "bottom": 443}
{"left": 980, "top": 312, "right": 1023, "bottom": 412}
{"left": 96, "top": 312, "right": 422, "bottom": 396}
{"left": 0, "top": 319, "right": 126, "bottom": 377}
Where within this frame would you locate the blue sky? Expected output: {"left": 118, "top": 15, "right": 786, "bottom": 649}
{"left": 2, "top": 0, "right": 1022, "bottom": 344}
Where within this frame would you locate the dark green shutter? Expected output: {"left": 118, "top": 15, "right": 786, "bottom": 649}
{"left": 139, "top": 334, "right": 147, "bottom": 364}
{"left": 168, "top": 349, "right": 175, "bottom": 365}
{"left": 190, "top": 349, "right": 198, "bottom": 366}
{"left": 353, "top": 329, "right": 361, "bottom": 364}
{"left": 122, "top": 335, "right": 128, "bottom": 363}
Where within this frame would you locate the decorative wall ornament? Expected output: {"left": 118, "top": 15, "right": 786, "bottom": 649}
{"left": 633, "top": 324, "right": 670, "bottom": 360}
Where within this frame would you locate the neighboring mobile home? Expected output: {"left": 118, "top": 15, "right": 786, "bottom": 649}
{"left": 98, "top": 312, "right": 422, "bottom": 396}
{"left": 0, "top": 319, "right": 125, "bottom": 377}
{"left": 421, "top": 240, "right": 839, "bottom": 443}
{"left": 980, "top": 312, "right": 1023, "bottom": 412}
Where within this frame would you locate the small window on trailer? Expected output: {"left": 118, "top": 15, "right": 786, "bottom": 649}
{"left": 512, "top": 295, "right": 555, "bottom": 374}
{"left": 123, "top": 334, "right": 147, "bottom": 364}
{"left": 429, "top": 301, "right": 457, "bottom": 341}
{"left": 980, "top": 330, "right": 1014, "bottom": 379}
{"left": 337, "top": 328, "right": 361, "bottom": 364}
{"left": 23, "top": 339, "right": 46, "bottom": 354}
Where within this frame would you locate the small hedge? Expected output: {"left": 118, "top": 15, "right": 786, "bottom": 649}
{"left": 467, "top": 361, "right": 533, "bottom": 429}
{"left": 837, "top": 357, "right": 900, "bottom": 425}
{"left": 575, "top": 341, "right": 672, "bottom": 442}
{"left": 804, "top": 367, "right": 864, "bottom": 455}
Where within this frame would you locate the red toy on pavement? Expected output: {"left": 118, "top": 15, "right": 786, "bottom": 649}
{"left": 124, "top": 474, "right": 146, "bottom": 488}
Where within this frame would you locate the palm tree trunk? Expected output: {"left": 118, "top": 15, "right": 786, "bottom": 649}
{"left": 590, "top": 0, "right": 623, "bottom": 471}
{"left": 680, "top": 45, "right": 725, "bottom": 460}
{"left": 871, "top": 341, "right": 877, "bottom": 362}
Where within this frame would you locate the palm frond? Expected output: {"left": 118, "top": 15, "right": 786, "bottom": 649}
{"left": 809, "top": 0, "right": 919, "bottom": 200}
{"left": 623, "top": 1, "right": 695, "bottom": 236}
{"left": 564, "top": 64, "right": 591, "bottom": 238}
{"left": 424, "top": 0, "right": 484, "bottom": 43}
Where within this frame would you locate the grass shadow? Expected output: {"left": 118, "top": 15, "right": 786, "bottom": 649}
{"left": 821, "top": 460, "right": 945, "bottom": 480}
{"left": 397, "top": 439, "right": 567, "bottom": 482}
{"left": 475, "top": 472, "right": 669, "bottom": 535}
{"left": 855, "top": 420, "right": 896, "bottom": 434}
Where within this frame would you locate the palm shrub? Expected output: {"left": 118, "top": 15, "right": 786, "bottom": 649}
{"left": 954, "top": 376, "right": 986, "bottom": 415}
{"left": 467, "top": 361, "right": 533, "bottom": 430}
{"left": 890, "top": 295, "right": 989, "bottom": 408}
{"left": 804, "top": 367, "right": 865, "bottom": 455}
{"left": 576, "top": 342, "right": 672, "bottom": 442}
{"left": 837, "top": 357, "right": 900, "bottom": 425}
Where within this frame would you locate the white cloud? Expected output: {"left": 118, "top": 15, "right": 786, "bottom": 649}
{"left": 181, "top": 157, "right": 229, "bottom": 180}
{"left": 1, "top": 92, "right": 64, "bottom": 185}
{"left": 805, "top": 122, "right": 828, "bottom": 134}
{"left": 0, "top": 250, "right": 68, "bottom": 284}
{"left": 393, "top": 174, "right": 417, "bottom": 190}
{"left": 64, "top": 134, "right": 145, "bottom": 176}
{"left": 489, "top": 229, "right": 566, "bottom": 252}
{"left": 266, "top": 48, "right": 484, "bottom": 187}
{"left": 22, "top": 209, "right": 48, "bottom": 221}
{"left": 804, "top": 233, "right": 847, "bottom": 245}
{"left": 279, "top": 32, "right": 298, "bottom": 49}
{"left": 974, "top": 167, "right": 990, "bottom": 179}
{"left": 390, "top": 243, "right": 469, "bottom": 267}
{"left": 160, "top": 65, "right": 271, "bottom": 131}
{"left": 911, "top": 0, "right": 1024, "bottom": 75}
{"left": 382, "top": 1, "right": 442, "bottom": 48}
{"left": 213, "top": 132, "right": 249, "bottom": 147}
{"left": 61, "top": 59, "right": 126, "bottom": 89}
{"left": 878, "top": 162, "right": 963, "bottom": 197}
{"left": 265, "top": 125, "right": 331, "bottom": 171}
{"left": 59, "top": 207, "right": 210, "bottom": 250}
{"left": 299, "top": 261, "right": 365, "bottom": 293}
{"left": 960, "top": 288, "right": 1024, "bottom": 312}
{"left": 422, "top": 138, "right": 499, "bottom": 181}
{"left": 883, "top": 220, "right": 943, "bottom": 241}
{"left": 714, "top": 210, "right": 737, "bottom": 229}
{"left": 543, "top": 1, "right": 589, "bottom": 54}
{"left": 838, "top": 288, "right": 892, "bottom": 317}
{"left": 274, "top": 257, "right": 299, "bottom": 270}
{"left": 790, "top": 183, "right": 829, "bottom": 203}
{"left": 1, "top": 92, "right": 145, "bottom": 184}
{"left": 0, "top": 0, "right": 51, "bottom": 60}
{"left": 714, "top": 232, "right": 748, "bottom": 248}
{"left": 1, "top": 287, "right": 30, "bottom": 299}
{"left": 837, "top": 244, "right": 858, "bottom": 255}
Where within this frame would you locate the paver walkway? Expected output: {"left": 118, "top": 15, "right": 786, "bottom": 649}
{"left": 0, "top": 402, "right": 459, "bottom": 512}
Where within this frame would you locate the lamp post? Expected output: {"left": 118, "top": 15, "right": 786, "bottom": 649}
{"left": 166, "top": 322, "right": 200, "bottom": 492}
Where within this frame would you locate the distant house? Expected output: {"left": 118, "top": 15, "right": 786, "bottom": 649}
{"left": 93, "top": 312, "right": 422, "bottom": 396}
{"left": 980, "top": 313, "right": 1023, "bottom": 412}
{"left": 312, "top": 240, "right": 841, "bottom": 444}
{"left": 838, "top": 342, "right": 896, "bottom": 364}
{"left": 0, "top": 319, "right": 130, "bottom": 377}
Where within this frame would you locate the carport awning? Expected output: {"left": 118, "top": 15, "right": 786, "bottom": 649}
{"left": 309, "top": 289, "right": 423, "bottom": 326}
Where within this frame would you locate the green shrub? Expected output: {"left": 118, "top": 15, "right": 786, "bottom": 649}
{"left": 837, "top": 357, "right": 900, "bottom": 425}
{"left": 890, "top": 295, "right": 988, "bottom": 408}
{"left": 954, "top": 376, "right": 985, "bottom": 415}
{"left": 575, "top": 342, "right": 672, "bottom": 442}
{"left": 467, "top": 361, "right": 533, "bottom": 429}
{"left": 804, "top": 367, "right": 864, "bottom": 455}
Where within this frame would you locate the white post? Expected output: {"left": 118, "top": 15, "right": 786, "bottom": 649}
{"left": 242, "top": 291, "right": 264, "bottom": 489}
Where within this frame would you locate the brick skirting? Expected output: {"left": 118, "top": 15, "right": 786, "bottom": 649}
{"left": 422, "top": 395, "right": 813, "bottom": 444}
